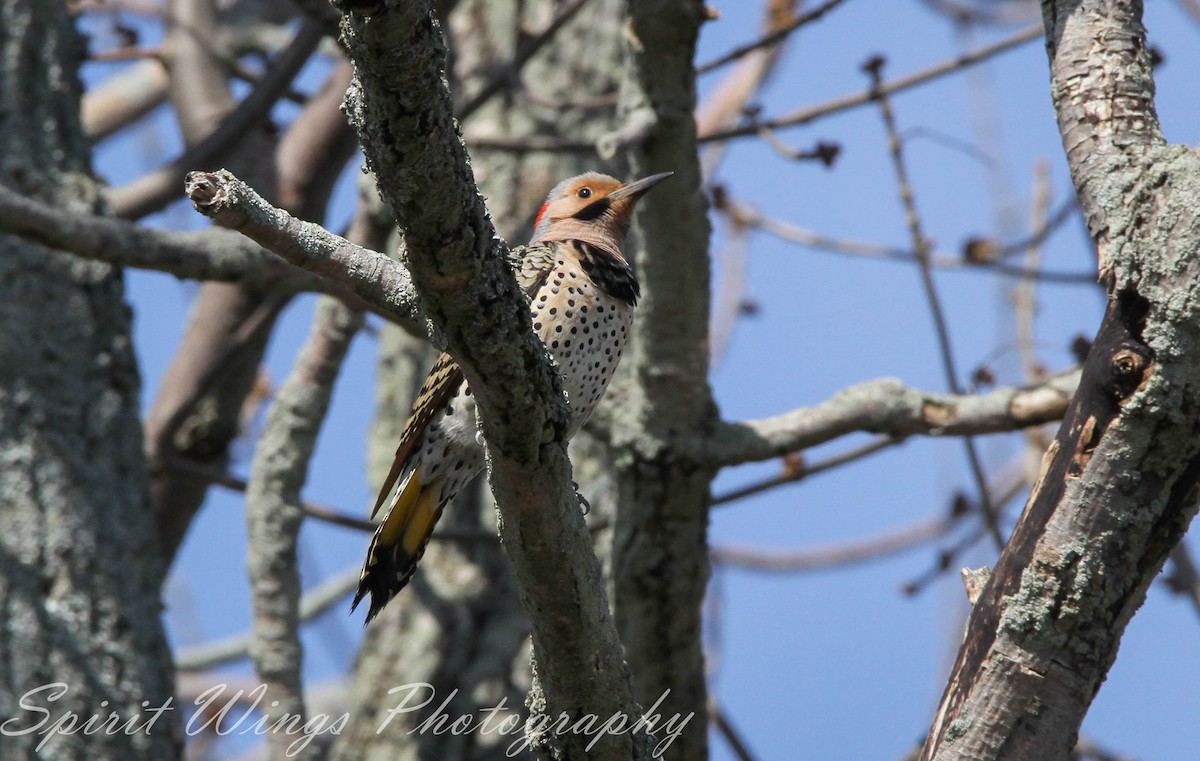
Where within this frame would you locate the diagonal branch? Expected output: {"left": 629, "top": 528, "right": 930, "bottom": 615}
{"left": 190, "top": 3, "right": 650, "bottom": 758}
{"left": 696, "top": 0, "right": 850, "bottom": 75}
{"left": 109, "top": 19, "right": 326, "bottom": 219}
{"left": 700, "top": 23, "right": 1041, "bottom": 143}
{"left": 865, "top": 55, "right": 1003, "bottom": 548}
{"left": 710, "top": 512, "right": 962, "bottom": 572}
{"left": 186, "top": 171, "right": 421, "bottom": 324}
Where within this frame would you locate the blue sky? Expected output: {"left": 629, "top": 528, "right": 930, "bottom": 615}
{"left": 81, "top": 2, "right": 1200, "bottom": 759}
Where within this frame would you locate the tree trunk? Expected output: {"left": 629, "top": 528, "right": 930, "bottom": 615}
{"left": 0, "top": 2, "right": 179, "bottom": 759}
{"left": 610, "top": 2, "right": 715, "bottom": 758}
{"left": 921, "top": 2, "right": 1200, "bottom": 758}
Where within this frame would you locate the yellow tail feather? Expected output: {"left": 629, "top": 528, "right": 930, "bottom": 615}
{"left": 352, "top": 472, "right": 445, "bottom": 623}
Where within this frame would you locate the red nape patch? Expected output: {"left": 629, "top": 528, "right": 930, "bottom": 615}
{"left": 534, "top": 201, "right": 550, "bottom": 229}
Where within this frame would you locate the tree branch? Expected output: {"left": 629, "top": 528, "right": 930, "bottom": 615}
{"left": 109, "top": 19, "right": 325, "bottom": 219}
{"left": 696, "top": 0, "right": 849, "bottom": 75}
{"left": 284, "top": 3, "right": 646, "bottom": 758}
{"left": 0, "top": 180, "right": 386, "bottom": 300}
{"left": 700, "top": 370, "right": 1079, "bottom": 468}
{"left": 176, "top": 567, "right": 360, "bottom": 672}
{"left": 186, "top": 171, "right": 421, "bottom": 324}
{"left": 699, "top": 23, "right": 1041, "bottom": 143}
{"left": 710, "top": 512, "right": 961, "bottom": 572}
{"left": 921, "top": 3, "right": 1200, "bottom": 758}
{"left": 245, "top": 296, "right": 362, "bottom": 761}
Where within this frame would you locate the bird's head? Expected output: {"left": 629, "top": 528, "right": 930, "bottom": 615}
{"left": 529, "top": 171, "right": 673, "bottom": 254}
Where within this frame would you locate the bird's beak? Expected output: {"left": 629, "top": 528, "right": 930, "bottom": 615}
{"left": 607, "top": 172, "right": 674, "bottom": 202}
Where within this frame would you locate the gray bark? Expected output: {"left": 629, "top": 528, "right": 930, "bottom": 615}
{"left": 0, "top": 1, "right": 179, "bottom": 759}
{"left": 246, "top": 296, "right": 361, "bottom": 761}
{"left": 609, "top": 2, "right": 715, "bottom": 758}
{"left": 921, "top": 2, "right": 1200, "bottom": 758}
{"left": 332, "top": 2, "right": 626, "bottom": 757}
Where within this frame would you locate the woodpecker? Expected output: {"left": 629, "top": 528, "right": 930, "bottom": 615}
{"left": 353, "top": 171, "right": 672, "bottom": 622}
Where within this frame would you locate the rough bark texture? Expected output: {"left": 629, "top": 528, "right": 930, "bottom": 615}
{"left": 0, "top": 2, "right": 179, "bottom": 759}
{"left": 333, "top": 1, "right": 624, "bottom": 757}
{"left": 334, "top": 325, "right": 534, "bottom": 761}
{"left": 921, "top": 2, "right": 1200, "bottom": 759}
{"left": 607, "top": 2, "right": 716, "bottom": 758}
{"left": 246, "top": 296, "right": 361, "bottom": 761}
{"left": 336, "top": 2, "right": 648, "bottom": 758}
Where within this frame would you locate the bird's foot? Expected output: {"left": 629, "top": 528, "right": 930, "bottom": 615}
{"left": 573, "top": 481, "right": 590, "bottom": 515}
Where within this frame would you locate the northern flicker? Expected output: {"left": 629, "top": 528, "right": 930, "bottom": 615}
{"left": 353, "top": 171, "right": 672, "bottom": 622}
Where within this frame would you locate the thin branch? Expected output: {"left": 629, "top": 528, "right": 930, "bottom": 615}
{"left": 902, "top": 463, "right": 1031, "bottom": 596}
{"left": 699, "top": 369, "right": 1079, "bottom": 468}
{"left": 756, "top": 129, "right": 840, "bottom": 165}
{"left": 0, "top": 181, "right": 394, "bottom": 303}
{"left": 169, "top": 455, "right": 513, "bottom": 540}
{"left": 185, "top": 170, "right": 421, "bottom": 324}
{"left": 454, "top": 0, "right": 592, "bottom": 121}
{"left": 867, "top": 55, "right": 1003, "bottom": 550}
{"left": 109, "top": 19, "right": 326, "bottom": 219}
{"left": 716, "top": 194, "right": 1092, "bottom": 284}
{"left": 697, "top": 0, "right": 808, "bottom": 180}
{"left": 176, "top": 567, "right": 361, "bottom": 672}
{"left": 700, "top": 23, "right": 1041, "bottom": 143}
{"left": 711, "top": 513, "right": 962, "bottom": 572}
{"left": 244, "top": 297, "right": 361, "bottom": 760}
{"left": 697, "top": 0, "right": 851, "bottom": 74}
{"left": 709, "top": 699, "right": 760, "bottom": 761}
{"left": 711, "top": 435, "right": 898, "bottom": 505}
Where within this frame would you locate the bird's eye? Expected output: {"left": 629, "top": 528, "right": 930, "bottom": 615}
{"left": 577, "top": 187, "right": 592, "bottom": 199}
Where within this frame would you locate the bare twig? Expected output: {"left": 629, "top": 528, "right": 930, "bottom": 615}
{"left": 756, "top": 129, "right": 840, "bottom": 165}
{"left": 168, "top": 455, "right": 520, "bottom": 540}
{"left": 697, "top": 0, "right": 805, "bottom": 180}
{"left": 454, "top": 0, "right": 593, "bottom": 121}
{"left": 866, "top": 55, "right": 1003, "bottom": 550}
{"left": 711, "top": 435, "right": 899, "bottom": 505}
{"left": 109, "top": 19, "right": 325, "bottom": 219}
{"left": 717, "top": 195, "right": 1091, "bottom": 283}
{"left": 711, "top": 512, "right": 962, "bottom": 572}
{"left": 697, "top": 0, "right": 851, "bottom": 74}
{"left": 176, "top": 567, "right": 362, "bottom": 672}
{"left": 0, "top": 181, "right": 387, "bottom": 296}
{"left": 700, "top": 24, "right": 1041, "bottom": 143}
{"left": 902, "top": 463, "right": 1031, "bottom": 596}
{"left": 709, "top": 699, "right": 760, "bottom": 761}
